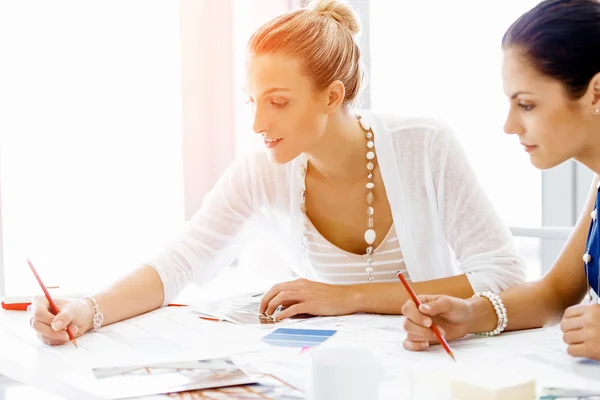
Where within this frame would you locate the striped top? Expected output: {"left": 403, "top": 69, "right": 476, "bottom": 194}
{"left": 303, "top": 218, "right": 410, "bottom": 285}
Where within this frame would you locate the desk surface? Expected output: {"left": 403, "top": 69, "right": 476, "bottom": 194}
{"left": 1, "top": 304, "right": 600, "bottom": 400}
{"left": 0, "top": 376, "right": 67, "bottom": 400}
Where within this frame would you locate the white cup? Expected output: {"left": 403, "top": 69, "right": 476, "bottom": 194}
{"left": 307, "top": 346, "right": 381, "bottom": 400}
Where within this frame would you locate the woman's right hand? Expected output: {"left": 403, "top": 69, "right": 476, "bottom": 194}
{"left": 29, "top": 296, "right": 94, "bottom": 346}
{"left": 402, "top": 294, "right": 473, "bottom": 351}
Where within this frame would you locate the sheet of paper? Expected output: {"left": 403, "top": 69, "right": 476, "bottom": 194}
{"left": 294, "top": 313, "right": 407, "bottom": 355}
{"left": 373, "top": 326, "right": 600, "bottom": 393}
{"left": 132, "top": 374, "right": 304, "bottom": 400}
{"left": 92, "top": 357, "right": 257, "bottom": 399}
{"left": 3, "top": 307, "right": 271, "bottom": 369}
{"left": 0, "top": 328, "right": 106, "bottom": 400}
{"left": 232, "top": 348, "right": 310, "bottom": 393}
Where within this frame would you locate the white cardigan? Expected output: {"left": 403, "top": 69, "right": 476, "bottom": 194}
{"left": 147, "top": 110, "right": 526, "bottom": 305}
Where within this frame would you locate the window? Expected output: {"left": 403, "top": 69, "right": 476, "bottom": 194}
{"left": 0, "top": 2, "right": 184, "bottom": 295}
{"left": 369, "top": 0, "right": 543, "bottom": 229}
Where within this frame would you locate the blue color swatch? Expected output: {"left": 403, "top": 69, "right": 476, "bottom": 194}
{"left": 262, "top": 328, "right": 337, "bottom": 348}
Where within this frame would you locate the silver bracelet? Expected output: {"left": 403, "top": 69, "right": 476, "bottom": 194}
{"left": 82, "top": 295, "right": 104, "bottom": 332}
{"left": 473, "top": 291, "right": 507, "bottom": 336}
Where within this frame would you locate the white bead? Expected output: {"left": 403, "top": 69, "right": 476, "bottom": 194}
{"left": 365, "top": 267, "right": 374, "bottom": 273}
{"left": 364, "top": 229, "right": 376, "bottom": 244}
{"left": 367, "top": 192, "right": 374, "bottom": 204}
{"left": 366, "top": 132, "right": 373, "bottom": 139}
{"left": 473, "top": 291, "right": 507, "bottom": 337}
{"left": 367, "top": 206, "right": 374, "bottom": 216}
{"left": 366, "top": 182, "right": 374, "bottom": 189}
{"left": 367, "top": 141, "right": 374, "bottom": 149}
{"left": 592, "top": 209, "right": 598, "bottom": 221}
{"left": 359, "top": 118, "right": 371, "bottom": 131}
{"left": 583, "top": 253, "right": 592, "bottom": 263}
{"left": 367, "top": 173, "right": 373, "bottom": 179}
{"left": 367, "top": 162, "right": 374, "bottom": 171}
{"left": 366, "top": 151, "right": 375, "bottom": 160}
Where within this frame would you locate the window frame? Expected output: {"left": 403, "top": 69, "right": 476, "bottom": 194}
{"left": 0, "top": 147, "right": 5, "bottom": 297}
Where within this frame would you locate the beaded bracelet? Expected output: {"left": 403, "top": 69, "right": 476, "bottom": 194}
{"left": 473, "top": 291, "right": 507, "bottom": 336}
{"left": 82, "top": 295, "right": 104, "bottom": 332}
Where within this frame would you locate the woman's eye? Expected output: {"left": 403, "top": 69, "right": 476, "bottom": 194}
{"left": 270, "top": 100, "right": 288, "bottom": 108}
{"left": 518, "top": 103, "right": 534, "bottom": 112}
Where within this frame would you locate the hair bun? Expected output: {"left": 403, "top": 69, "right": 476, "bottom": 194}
{"left": 308, "top": 0, "right": 361, "bottom": 37}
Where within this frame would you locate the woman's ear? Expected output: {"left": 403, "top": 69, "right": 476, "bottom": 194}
{"left": 325, "top": 80, "right": 346, "bottom": 113}
{"left": 589, "top": 72, "right": 600, "bottom": 113}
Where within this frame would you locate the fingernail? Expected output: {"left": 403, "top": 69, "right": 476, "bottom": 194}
{"left": 71, "top": 326, "right": 78, "bottom": 335}
{"left": 420, "top": 304, "right": 431, "bottom": 312}
{"left": 421, "top": 342, "right": 429, "bottom": 349}
{"left": 439, "top": 328, "right": 445, "bottom": 337}
{"left": 52, "top": 321, "right": 64, "bottom": 331}
{"left": 424, "top": 318, "right": 432, "bottom": 327}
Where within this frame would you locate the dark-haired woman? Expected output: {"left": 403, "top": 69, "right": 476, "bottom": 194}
{"left": 401, "top": 0, "right": 600, "bottom": 361}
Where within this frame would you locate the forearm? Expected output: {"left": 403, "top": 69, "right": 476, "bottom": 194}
{"left": 467, "top": 276, "right": 569, "bottom": 333}
{"left": 464, "top": 177, "right": 597, "bottom": 334}
{"left": 352, "top": 274, "right": 474, "bottom": 314}
{"left": 82, "top": 265, "right": 165, "bottom": 332}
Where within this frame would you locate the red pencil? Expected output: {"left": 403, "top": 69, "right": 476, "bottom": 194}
{"left": 397, "top": 271, "right": 455, "bottom": 361}
{"left": 27, "top": 259, "right": 78, "bottom": 348}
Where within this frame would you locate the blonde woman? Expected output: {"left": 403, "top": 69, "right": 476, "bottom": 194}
{"left": 29, "top": 0, "right": 525, "bottom": 345}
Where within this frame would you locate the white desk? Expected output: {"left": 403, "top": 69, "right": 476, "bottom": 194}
{"left": 0, "top": 375, "right": 67, "bottom": 400}
{"left": 1, "top": 305, "right": 600, "bottom": 400}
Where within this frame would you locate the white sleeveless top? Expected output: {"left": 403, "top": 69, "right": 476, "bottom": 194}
{"left": 303, "top": 219, "right": 410, "bottom": 285}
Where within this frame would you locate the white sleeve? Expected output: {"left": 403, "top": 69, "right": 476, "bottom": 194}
{"left": 145, "top": 154, "right": 259, "bottom": 305}
{"left": 431, "top": 125, "right": 527, "bottom": 294}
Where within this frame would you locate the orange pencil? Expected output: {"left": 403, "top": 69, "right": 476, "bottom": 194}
{"left": 27, "top": 259, "right": 78, "bottom": 348}
{"left": 397, "top": 271, "right": 455, "bottom": 361}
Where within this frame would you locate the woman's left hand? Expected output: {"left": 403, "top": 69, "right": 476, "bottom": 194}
{"left": 259, "top": 278, "right": 358, "bottom": 320}
{"left": 560, "top": 303, "right": 600, "bottom": 360}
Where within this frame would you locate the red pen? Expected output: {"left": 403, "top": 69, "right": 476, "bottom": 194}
{"left": 198, "top": 316, "right": 221, "bottom": 322}
{"left": 27, "top": 259, "right": 78, "bottom": 348}
{"left": 397, "top": 271, "right": 455, "bottom": 361}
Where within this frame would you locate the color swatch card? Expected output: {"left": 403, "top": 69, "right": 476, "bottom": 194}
{"left": 262, "top": 328, "right": 337, "bottom": 348}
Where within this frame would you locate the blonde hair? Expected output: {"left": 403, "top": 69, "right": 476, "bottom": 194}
{"left": 248, "top": 0, "right": 364, "bottom": 105}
